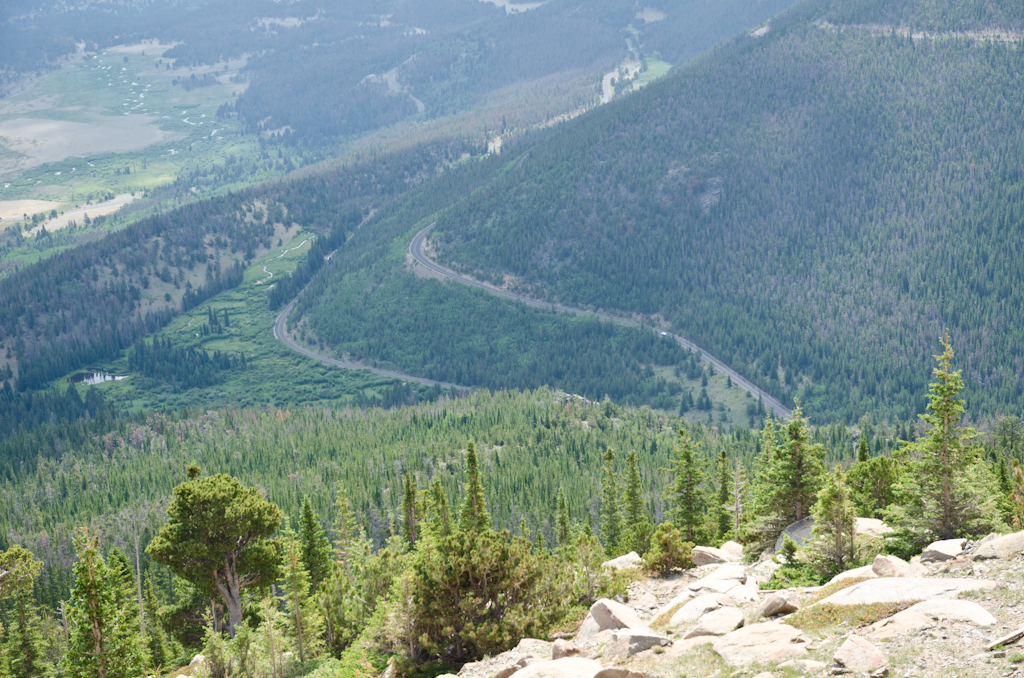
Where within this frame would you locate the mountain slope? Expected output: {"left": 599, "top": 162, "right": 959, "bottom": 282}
{"left": 425, "top": 0, "right": 1024, "bottom": 422}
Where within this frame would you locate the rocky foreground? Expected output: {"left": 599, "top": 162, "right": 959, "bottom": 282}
{"left": 449, "top": 531, "right": 1024, "bottom": 678}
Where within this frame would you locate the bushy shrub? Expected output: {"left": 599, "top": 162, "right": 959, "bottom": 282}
{"left": 642, "top": 523, "right": 693, "bottom": 575}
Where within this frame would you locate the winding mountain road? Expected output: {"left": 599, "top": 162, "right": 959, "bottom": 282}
{"left": 409, "top": 223, "right": 792, "bottom": 420}
{"left": 273, "top": 298, "right": 466, "bottom": 390}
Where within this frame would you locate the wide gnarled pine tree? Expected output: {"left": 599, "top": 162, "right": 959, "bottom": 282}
{"left": 889, "top": 335, "right": 1003, "bottom": 541}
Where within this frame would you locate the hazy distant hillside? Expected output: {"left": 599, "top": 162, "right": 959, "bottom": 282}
{"left": 427, "top": 0, "right": 1024, "bottom": 422}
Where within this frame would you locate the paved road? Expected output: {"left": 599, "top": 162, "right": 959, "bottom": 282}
{"left": 409, "top": 223, "right": 792, "bottom": 420}
{"left": 273, "top": 297, "right": 467, "bottom": 390}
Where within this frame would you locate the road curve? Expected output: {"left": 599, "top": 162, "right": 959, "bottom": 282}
{"left": 409, "top": 223, "right": 792, "bottom": 420}
{"left": 273, "top": 298, "right": 468, "bottom": 391}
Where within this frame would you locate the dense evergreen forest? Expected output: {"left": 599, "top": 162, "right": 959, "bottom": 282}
{"left": 422, "top": 0, "right": 1024, "bottom": 423}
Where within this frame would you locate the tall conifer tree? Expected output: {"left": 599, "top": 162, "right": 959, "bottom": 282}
{"left": 556, "top": 488, "right": 571, "bottom": 548}
{"left": 622, "top": 451, "right": 652, "bottom": 554}
{"left": 600, "top": 448, "right": 621, "bottom": 554}
{"left": 460, "top": 442, "right": 491, "bottom": 534}
{"left": 668, "top": 427, "right": 706, "bottom": 543}
{"left": 299, "top": 498, "right": 332, "bottom": 589}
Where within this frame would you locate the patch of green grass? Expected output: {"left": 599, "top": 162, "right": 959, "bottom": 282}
{"left": 629, "top": 58, "right": 673, "bottom": 91}
{"left": 1010, "top": 652, "right": 1024, "bottom": 664}
{"left": 803, "top": 576, "right": 871, "bottom": 605}
{"left": 784, "top": 601, "right": 918, "bottom": 636}
{"left": 651, "top": 601, "right": 685, "bottom": 631}
{"left": 760, "top": 563, "right": 827, "bottom": 590}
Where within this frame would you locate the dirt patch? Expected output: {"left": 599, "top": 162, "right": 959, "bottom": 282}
{"left": 0, "top": 199, "right": 62, "bottom": 222}
{"left": 0, "top": 116, "right": 182, "bottom": 178}
{"left": 107, "top": 41, "right": 181, "bottom": 57}
{"left": 28, "top": 194, "right": 136, "bottom": 234}
{"left": 407, "top": 251, "right": 448, "bottom": 282}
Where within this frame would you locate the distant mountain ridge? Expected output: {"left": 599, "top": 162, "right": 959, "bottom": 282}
{"left": 425, "top": 0, "right": 1024, "bottom": 422}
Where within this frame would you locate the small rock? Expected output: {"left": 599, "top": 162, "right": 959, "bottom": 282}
{"left": 683, "top": 606, "right": 745, "bottom": 638}
{"left": 632, "top": 591, "right": 658, "bottom": 610}
{"left": 754, "top": 590, "right": 799, "bottom": 618}
{"left": 602, "top": 552, "right": 642, "bottom": 570}
{"left": 920, "top": 538, "right": 966, "bottom": 562}
{"left": 780, "top": 658, "right": 828, "bottom": 673}
{"left": 590, "top": 599, "right": 648, "bottom": 632}
{"left": 552, "top": 639, "right": 581, "bottom": 660}
{"left": 601, "top": 629, "right": 672, "bottom": 659}
{"left": 516, "top": 639, "right": 553, "bottom": 657}
{"left": 855, "top": 517, "right": 895, "bottom": 539}
{"left": 832, "top": 635, "right": 889, "bottom": 675}
{"left": 974, "top": 531, "right": 1024, "bottom": 560}
{"left": 872, "top": 554, "right": 909, "bottom": 578}
{"left": 828, "top": 564, "right": 878, "bottom": 584}
{"left": 669, "top": 593, "right": 735, "bottom": 627}
{"left": 190, "top": 654, "right": 205, "bottom": 666}
{"left": 692, "top": 546, "right": 731, "bottom": 566}
{"left": 512, "top": 657, "right": 605, "bottom": 678}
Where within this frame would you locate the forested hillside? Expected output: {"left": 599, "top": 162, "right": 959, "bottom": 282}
{"left": 422, "top": 0, "right": 1024, "bottom": 423}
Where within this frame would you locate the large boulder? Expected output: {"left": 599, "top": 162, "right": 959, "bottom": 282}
{"left": 683, "top": 607, "right": 745, "bottom": 639}
{"left": 720, "top": 541, "right": 745, "bottom": 560}
{"left": 513, "top": 658, "right": 606, "bottom": 678}
{"left": 573, "top": 613, "right": 601, "bottom": 644}
{"left": 753, "top": 590, "right": 799, "bottom": 619}
{"left": 600, "top": 629, "right": 672, "bottom": 659}
{"left": 691, "top": 546, "right": 731, "bottom": 566}
{"left": 872, "top": 554, "right": 909, "bottom": 578}
{"left": 832, "top": 635, "right": 888, "bottom": 675}
{"left": 828, "top": 564, "right": 878, "bottom": 584}
{"left": 602, "top": 552, "right": 642, "bottom": 570}
{"left": 726, "top": 584, "right": 760, "bottom": 603}
{"left": 868, "top": 600, "right": 997, "bottom": 640}
{"left": 920, "top": 538, "right": 965, "bottom": 562}
{"left": 590, "top": 599, "right": 647, "bottom": 632}
{"left": 814, "top": 577, "right": 997, "bottom": 607}
{"left": 668, "top": 593, "right": 735, "bottom": 627}
{"left": 855, "top": 517, "right": 894, "bottom": 539}
{"left": 775, "top": 517, "right": 816, "bottom": 552}
{"left": 632, "top": 592, "right": 658, "bottom": 611}
{"left": 711, "top": 622, "right": 811, "bottom": 666}
{"left": 974, "top": 531, "right": 1024, "bottom": 560}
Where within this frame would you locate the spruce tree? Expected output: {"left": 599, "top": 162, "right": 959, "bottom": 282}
{"left": 712, "top": 449, "right": 732, "bottom": 542}
{"left": 142, "top": 574, "right": 171, "bottom": 671}
{"left": 63, "top": 530, "right": 149, "bottom": 678}
{"left": 668, "top": 426, "right": 706, "bottom": 544}
{"left": 460, "top": 442, "right": 491, "bottom": 534}
{"left": 599, "top": 448, "right": 622, "bottom": 554}
{"left": 556, "top": 487, "right": 571, "bottom": 548}
{"left": 889, "top": 336, "right": 1002, "bottom": 540}
{"left": 281, "top": 525, "right": 324, "bottom": 663}
{"left": 806, "top": 464, "right": 857, "bottom": 576}
{"left": 8, "top": 589, "right": 53, "bottom": 678}
{"left": 622, "top": 450, "right": 652, "bottom": 554}
{"left": 428, "top": 478, "right": 452, "bottom": 538}
{"left": 299, "top": 498, "right": 332, "bottom": 589}
{"left": 857, "top": 435, "right": 870, "bottom": 463}
{"left": 731, "top": 459, "right": 748, "bottom": 532}
{"left": 401, "top": 473, "right": 419, "bottom": 547}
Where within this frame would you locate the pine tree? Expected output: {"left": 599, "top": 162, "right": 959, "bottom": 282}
{"left": 600, "top": 448, "right": 622, "bottom": 554}
{"left": 428, "top": 478, "right": 452, "bottom": 538}
{"left": 8, "top": 590, "right": 54, "bottom": 678}
{"left": 806, "top": 464, "right": 857, "bottom": 575}
{"left": 401, "top": 473, "right": 419, "bottom": 547}
{"left": 731, "top": 459, "right": 748, "bottom": 532}
{"left": 299, "top": 498, "right": 332, "bottom": 589}
{"left": 622, "top": 450, "right": 652, "bottom": 554}
{"left": 556, "top": 487, "right": 571, "bottom": 548}
{"left": 333, "top": 491, "right": 360, "bottom": 575}
{"left": 857, "top": 435, "right": 870, "bottom": 463}
{"left": 668, "top": 426, "right": 706, "bottom": 543}
{"left": 63, "top": 530, "right": 149, "bottom": 678}
{"left": 142, "top": 575, "right": 171, "bottom": 671}
{"left": 889, "top": 335, "right": 1002, "bottom": 540}
{"left": 460, "top": 442, "right": 491, "bottom": 534}
{"left": 712, "top": 449, "right": 732, "bottom": 542}
{"left": 281, "top": 525, "right": 324, "bottom": 663}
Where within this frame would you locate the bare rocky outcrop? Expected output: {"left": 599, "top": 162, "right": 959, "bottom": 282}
{"left": 753, "top": 589, "right": 799, "bottom": 619}
{"left": 814, "top": 577, "right": 996, "bottom": 606}
{"left": 711, "top": 622, "right": 812, "bottom": 666}
{"left": 872, "top": 554, "right": 910, "bottom": 577}
{"left": 973, "top": 531, "right": 1024, "bottom": 560}
{"left": 920, "top": 538, "right": 966, "bottom": 563}
{"left": 602, "top": 552, "right": 642, "bottom": 570}
{"left": 682, "top": 606, "right": 744, "bottom": 639}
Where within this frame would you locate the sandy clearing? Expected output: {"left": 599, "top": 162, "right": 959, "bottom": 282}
{"left": 0, "top": 116, "right": 183, "bottom": 177}
{"left": 635, "top": 7, "right": 666, "bottom": 22}
{"left": 26, "top": 193, "right": 136, "bottom": 234}
{"left": 107, "top": 41, "right": 181, "bottom": 57}
{"left": 0, "top": 199, "right": 63, "bottom": 221}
